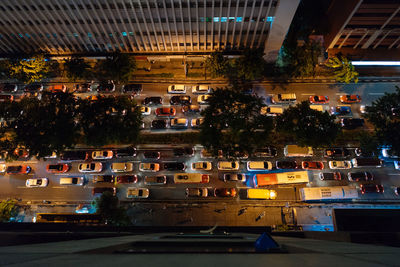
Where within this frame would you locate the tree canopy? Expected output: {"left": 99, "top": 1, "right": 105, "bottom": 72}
{"left": 325, "top": 56, "right": 359, "bottom": 83}
{"left": 63, "top": 57, "right": 91, "bottom": 81}
{"left": 233, "top": 48, "right": 265, "bottom": 82}
{"left": 96, "top": 52, "right": 136, "bottom": 83}
{"left": 0, "top": 199, "right": 18, "bottom": 222}
{"left": 199, "top": 87, "right": 273, "bottom": 158}
{"left": 276, "top": 101, "right": 341, "bottom": 147}
{"left": 94, "top": 191, "right": 130, "bottom": 226}
{"left": 8, "top": 54, "right": 50, "bottom": 84}
{"left": 205, "top": 51, "right": 230, "bottom": 78}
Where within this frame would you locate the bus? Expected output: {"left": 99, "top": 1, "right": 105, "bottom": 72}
{"left": 299, "top": 186, "right": 358, "bottom": 201}
{"left": 253, "top": 171, "right": 309, "bottom": 187}
{"left": 35, "top": 213, "right": 101, "bottom": 224}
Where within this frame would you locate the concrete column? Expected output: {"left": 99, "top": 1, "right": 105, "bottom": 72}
{"left": 263, "top": 0, "right": 300, "bottom": 62}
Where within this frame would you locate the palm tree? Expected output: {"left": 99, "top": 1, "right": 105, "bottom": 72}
{"left": 325, "top": 56, "right": 359, "bottom": 83}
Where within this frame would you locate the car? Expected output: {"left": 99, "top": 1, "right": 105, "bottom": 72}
{"left": 111, "top": 162, "right": 134, "bottom": 172}
{"left": 0, "top": 163, "right": 6, "bottom": 173}
{"left": 6, "top": 165, "right": 31, "bottom": 174}
{"left": 144, "top": 175, "right": 167, "bottom": 185}
{"left": 392, "top": 107, "right": 400, "bottom": 116}
{"left": 182, "top": 104, "right": 201, "bottom": 113}
{"left": 46, "top": 164, "right": 70, "bottom": 173}
{"left": 223, "top": 173, "right": 246, "bottom": 182}
{"left": 214, "top": 188, "right": 237, "bottom": 197}
{"left": 97, "top": 81, "right": 115, "bottom": 92}
{"left": 330, "top": 106, "right": 351, "bottom": 116}
{"left": 140, "top": 106, "right": 151, "bottom": 115}
{"left": 276, "top": 160, "right": 298, "bottom": 170}
{"left": 247, "top": 161, "right": 273, "bottom": 171}
{"left": 186, "top": 188, "right": 208, "bottom": 197}
{"left": 319, "top": 172, "right": 342, "bottom": 181}
{"left": 360, "top": 184, "right": 384, "bottom": 194}
{"left": 114, "top": 146, "right": 137, "bottom": 158}
{"left": 14, "top": 147, "right": 29, "bottom": 158}
{"left": 394, "top": 161, "right": 400, "bottom": 170}
{"left": 191, "top": 118, "right": 204, "bottom": 128}
{"left": 74, "top": 83, "right": 93, "bottom": 93}
{"left": 61, "top": 150, "right": 89, "bottom": 161}
{"left": 142, "top": 96, "right": 163, "bottom": 105}
{"left": 24, "top": 83, "right": 43, "bottom": 93}
{"left": 139, "top": 163, "right": 160, "bottom": 172}
{"left": 170, "top": 118, "right": 188, "bottom": 129}
{"left": 270, "top": 93, "right": 297, "bottom": 104}
{"left": 192, "top": 85, "right": 212, "bottom": 94}
{"left": 191, "top": 161, "right": 212, "bottom": 171}
{"left": 0, "top": 95, "right": 14, "bottom": 102}
{"left": 394, "top": 187, "right": 400, "bottom": 195}
{"left": 1, "top": 83, "right": 17, "bottom": 93}
{"left": 341, "top": 118, "right": 364, "bottom": 129}
{"left": 116, "top": 175, "right": 138, "bottom": 184}
{"left": 360, "top": 105, "right": 366, "bottom": 114}
{"left": 324, "top": 148, "right": 350, "bottom": 158}
{"left": 59, "top": 177, "right": 85, "bottom": 186}
{"left": 218, "top": 161, "right": 239, "bottom": 171}
{"left": 151, "top": 119, "right": 168, "bottom": 129}
{"left": 170, "top": 95, "right": 191, "bottom": 105}
{"left": 253, "top": 147, "right": 277, "bottom": 157}
{"left": 126, "top": 187, "right": 149, "bottom": 198}
{"left": 92, "top": 187, "right": 116, "bottom": 196}
{"left": 340, "top": 94, "right": 361, "bottom": 104}
{"left": 328, "top": 160, "right": 351, "bottom": 169}
{"left": 197, "top": 94, "right": 211, "bottom": 104}
{"left": 48, "top": 84, "right": 67, "bottom": 93}
{"left": 301, "top": 161, "right": 324, "bottom": 170}
{"left": 224, "top": 151, "right": 249, "bottom": 159}
{"left": 348, "top": 171, "right": 373, "bottom": 182}
{"left": 173, "top": 147, "right": 194, "bottom": 157}
{"left": 167, "top": 84, "right": 187, "bottom": 94}
{"left": 309, "top": 95, "right": 329, "bottom": 104}
{"left": 91, "top": 150, "right": 113, "bottom": 160}
{"left": 163, "top": 162, "right": 186, "bottom": 171}
{"left": 78, "top": 162, "right": 102, "bottom": 173}
{"left": 155, "top": 107, "right": 176, "bottom": 117}
{"left": 260, "top": 106, "right": 284, "bottom": 116}
{"left": 26, "top": 178, "right": 48, "bottom": 187}
{"left": 122, "top": 84, "right": 142, "bottom": 95}
{"left": 92, "top": 175, "right": 115, "bottom": 183}
{"left": 143, "top": 151, "right": 161, "bottom": 159}
{"left": 381, "top": 147, "right": 399, "bottom": 158}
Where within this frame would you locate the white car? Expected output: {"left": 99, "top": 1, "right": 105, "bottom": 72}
{"left": 197, "top": 95, "right": 211, "bottom": 104}
{"left": 217, "top": 161, "right": 239, "bottom": 171}
{"left": 91, "top": 150, "right": 113, "bottom": 160}
{"left": 139, "top": 163, "right": 160, "bottom": 172}
{"left": 186, "top": 188, "right": 208, "bottom": 197}
{"left": 0, "top": 163, "right": 6, "bottom": 173}
{"left": 78, "top": 162, "right": 103, "bottom": 173}
{"left": 168, "top": 84, "right": 186, "bottom": 94}
{"left": 328, "top": 160, "right": 351, "bottom": 169}
{"left": 191, "top": 161, "right": 212, "bottom": 171}
{"left": 247, "top": 161, "right": 273, "bottom": 171}
{"left": 26, "top": 178, "right": 49, "bottom": 187}
{"left": 223, "top": 173, "right": 246, "bottom": 182}
{"left": 140, "top": 106, "right": 151, "bottom": 115}
{"left": 394, "top": 161, "right": 400, "bottom": 170}
{"left": 192, "top": 85, "right": 212, "bottom": 94}
{"left": 191, "top": 118, "right": 204, "bottom": 128}
{"left": 126, "top": 187, "right": 149, "bottom": 198}
{"left": 111, "top": 162, "right": 134, "bottom": 173}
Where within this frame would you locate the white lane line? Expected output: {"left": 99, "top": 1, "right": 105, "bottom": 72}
{"left": 369, "top": 93, "right": 385, "bottom": 95}
{"left": 388, "top": 173, "right": 400, "bottom": 176}
{"left": 52, "top": 186, "right": 67, "bottom": 189}
{"left": 301, "top": 93, "right": 315, "bottom": 95}
{"left": 335, "top": 93, "right": 343, "bottom": 95}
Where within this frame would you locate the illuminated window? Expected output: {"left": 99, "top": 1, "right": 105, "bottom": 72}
{"left": 267, "top": 16, "right": 274, "bottom": 22}
{"left": 122, "top": 32, "right": 127, "bottom": 36}
{"left": 18, "top": 33, "right": 23, "bottom": 38}
{"left": 88, "top": 33, "right": 92, "bottom": 38}
{"left": 213, "top": 17, "right": 219, "bottom": 22}
{"left": 236, "top": 17, "right": 243, "bottom": 22}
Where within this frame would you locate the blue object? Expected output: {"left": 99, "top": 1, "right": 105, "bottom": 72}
{"left": 331, "top": 106, "right": 351, "bottom": 115}
{"left": 254, "top": 232, "right": 279, "bottom": 252}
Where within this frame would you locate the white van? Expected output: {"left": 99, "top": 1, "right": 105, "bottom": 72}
{"left": 284, "top": 145, "right": 313, "bottom": 157}
{"left": 260, "top": 106, "right": 284, "bottom": 116}
{"left": 59, "top": 177, "right": 85, "bottom": 186}
{"left": 174, "top": 173, "right": 210, "bottom": 183}
{"left": 271, "top": 93, "right": 297, "bottom": 104}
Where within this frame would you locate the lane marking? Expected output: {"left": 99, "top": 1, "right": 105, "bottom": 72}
{"left": 51, "top": 186, "right": 67, "bottom": 189}
{"left": 388, "top": 173, "right": 400, "bottom": 176}
{"left": 301, "top": 93, "right": 315, "bottom": 95}
{"left": 368, "top": 93, "right": 385, "bottom": 95}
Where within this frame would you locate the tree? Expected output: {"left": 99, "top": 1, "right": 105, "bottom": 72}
{"left": 357, "top": 131, "right": 380, "bottom": 157}
{"left": 325, "top": 56, "right": 359, "bottom": 83}
{"left": 0, "top": 199, "right": 18, "bottom": 222}
{"left": 96, "top": 52, "right": 136, "bottom": 83}
{"left": 8, "top": 54, "right": 50, "bottom": 83}
{"left": 205, "top": 51, "right": 230, "bottom": 78}
{"left": 233, "top": 48, "right": 265, "bottom": 82}
{"left": 363, "top": 86, "right": 400, "bottom": 156}
{"left": 94, "top": 192, "right": 130, "bottom": 226}
{"left": 77, "top": 96, "right": 142, "bottom": 147}
{"left": 276, "top": 101, "right": 341, "bottom": 147}
{"left": 200, "top": 87, "right": 273, "bottom": 158}
{"left": 63, "top": 57, "right": 91, "bottom": 81}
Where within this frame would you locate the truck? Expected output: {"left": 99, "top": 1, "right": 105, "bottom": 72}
{"left": 299, "top": 186, "right": 358, "bottom": 201}
{"left": 253, "top": 171, "right": 309, "bottom": 187}
{"left": 284, "top": 145, "right": 313, "bottom": 157}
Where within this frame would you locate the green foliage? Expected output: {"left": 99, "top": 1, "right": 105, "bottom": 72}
{"left": 8, "top": 54, "right": 50, "bottom": 84}
{"left": 276, "top": 101, "right": 341, "bottom": 147}
{"left": 95, "top": 192, "right": 130, "bottom": 226}
{"left": 325, "top": 56, "right": 359, "bottom": 83}
{"left": 363, "top": 86, "right": 400, "bottom": 156}
{"left": 138, "top": 132, "right": 199, "bottom": 144}
{"left": 77, "top": 96, "right": 142, "bottom": 147}
{"left": 200, "top": 87, "right": 273, "bottom": 158}
{"left": 233, "top": 48, "right": 265, "bottom": 81}
{"left": 205, "top": 51, "right": 230, "bottom": 78}
{"left": 63, "top": 57, "right": 91, "bottom": 81}
{"left": 357, "top": 131, "right": 380, "bottom": 157}
{"left": 0, "top": 199, "right": 18, "bottom": 222}
{"left": 96, "top": 52, "right": 136, "bottom": 83}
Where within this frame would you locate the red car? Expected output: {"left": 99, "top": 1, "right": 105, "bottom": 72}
{"left": 309, "top": 95, "right": 329, "bottom": 104}
{"left": 6, "top": 165, "right": 31, "bottom": 174}
{"left": 46, "top": 164, "right": 70, "bottom": 173}
{"left": 340, "top": 94, "right": 361, "bottom": 104}
{"left": 155, "top": 107, "right": 176, "bottom": 117}
{"left": 214, "top": 188, "right": 237, "bottom": 197}
{"left": 13, "top": 148, "right": 29, "bottom": 158}
{"left": 48, "top": 84, "right": 67, "bottom": 93}
{"left": 301, "top": 161, "right": 324, "bottom": 170}
{"left": 360, "top": 184, "right": 384, "bottom": 194}
{"left": 116, "top": 175, "right": 138, "bottom": 184}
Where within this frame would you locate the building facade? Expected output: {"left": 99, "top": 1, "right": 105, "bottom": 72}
{"left": 325, "top": 0, "right": 400, "bottom": 60}
{"left": 0, "top": 0, "right": 299, "bottom": 60}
